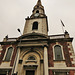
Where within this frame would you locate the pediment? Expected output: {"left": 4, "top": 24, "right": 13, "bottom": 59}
{"left": 17, "top": 32, "right": 48, "bottom": 41}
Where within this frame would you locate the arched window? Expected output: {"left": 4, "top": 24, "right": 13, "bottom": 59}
{"left": 32, "top": 22, "right": 38, "bottom": 30}
{"left": 36, "top": 10, "right": 39, "bottom": 13}
{"left": 28, "top": 56, "right": 35, "bottom": 60}
{"left": 54, "top": 45, "right": 63, "bottom": 60}
{"left": 5, "top": 47, "right": 13, "bottom": 61}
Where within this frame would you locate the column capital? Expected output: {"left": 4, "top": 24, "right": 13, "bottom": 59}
{"left": 12, "top": 72, "right": 17, "bottom": 75}
{"left": 6, "top": 70, "right": 8, "bottom": 75}
{"left": 43, "top": 45, "right": 48, "bottom": 48}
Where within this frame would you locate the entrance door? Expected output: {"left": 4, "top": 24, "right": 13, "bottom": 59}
{"left": 26, "top": 70, "right": 35, "bottom": 75}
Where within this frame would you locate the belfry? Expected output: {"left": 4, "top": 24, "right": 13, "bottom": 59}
{"left": 0, "top": 0, "right": 75, "bottom": 75}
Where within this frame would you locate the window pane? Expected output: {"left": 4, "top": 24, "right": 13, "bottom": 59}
{"left": 54, "top": 45, "right": 63, "bottom": 60}
{"left": 32, "top": 22, "right": 38, "bottom": 30}
{"left": 5, "top": 47, "right": 13, "bottom": 61}
{"left": 28, "top": 56, "right": 35, "bottom": 60}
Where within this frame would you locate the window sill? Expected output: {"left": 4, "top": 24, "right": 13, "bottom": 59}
{"left": 53, "top": 60, "right": 65, "bottom": 62}
{"left": 32, "top": 29, "right": 38, "bottom": 31}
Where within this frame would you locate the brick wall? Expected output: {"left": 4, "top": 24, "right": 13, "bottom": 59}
{"left": 0, "top": 45, "right": 9, "bottom": 64}
{"left": 0, "top": 44, "right": 17, "bottom": 67}
{"left": 69, "top": 70, "right": 75, "bottom": 75}
{"left": 48, "top": 42, "right": 72, "bottom": 67}
{"left": 48, "top": 43, "right": 55, "bottom": 67}
{"left": 9, "top": 70, "right": 12, "bottom": 75}
{"left": 60, "top": 42, "right": 72, "bottom": 67}
{"left": 49, "top": 70, "right": 53, "bottom": 75}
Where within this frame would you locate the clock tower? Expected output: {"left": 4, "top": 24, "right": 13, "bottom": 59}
{"left": 23, "top": 0, "right": 48, "bottom": 35}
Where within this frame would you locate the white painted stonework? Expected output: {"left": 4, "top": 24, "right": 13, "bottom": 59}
{"left": 44, "top": 46, "right": 49, "bottom": 75}
{"left": 54, "top": 61, "right": 66, "bottom": 68}
{"left": 67, "top": 42, "right": 75, "bottom": 65}
{"left": 17, "top": 47, "right": 44, "bottom": 75}
{"left": 0, "top": 62, "right": 10, "bottom": 67}
{"left": 23, "top": 18, "right": 48, "bottom": 35}
{"left": 48, "top": 67, "right": 75, "bottom": 70}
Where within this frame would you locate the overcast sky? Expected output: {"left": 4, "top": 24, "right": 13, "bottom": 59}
{"left": 0, "top": 0, "right": 75, "bottom": 50}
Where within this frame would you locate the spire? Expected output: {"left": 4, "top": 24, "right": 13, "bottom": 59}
{"left": 37, "top": 0, "right": 42, "bottom": 5}
{"left": 30, "top": 0, "right": 46, "bottom": 18}
{"left": 33, "top": 0, "right": 44, "bottom": 11}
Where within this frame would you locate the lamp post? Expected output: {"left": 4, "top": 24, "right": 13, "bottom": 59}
{"left": 17, "top": 28, "right": 22, "bottom": 36}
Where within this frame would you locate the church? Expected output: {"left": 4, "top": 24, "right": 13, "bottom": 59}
{"left": 0, "top": 0, "right": 75, "bottom": 75}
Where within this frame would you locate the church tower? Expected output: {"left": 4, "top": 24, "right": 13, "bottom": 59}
{"left": 0, "top": 0, "right": 75, "bottom": 75}
{"left": 23, "top": 0, "right": 48, "bottom": 35}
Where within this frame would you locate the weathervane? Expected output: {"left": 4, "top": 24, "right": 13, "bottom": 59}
{"left": 60, "top": 19, "right": 65, "bottom": 34}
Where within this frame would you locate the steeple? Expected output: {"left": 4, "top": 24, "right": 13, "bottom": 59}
{"left": 23, "top": 0, "right": 48, "bottom": 35}
{"left": 37, "top": 0, "right": 42, "bottom": 6}
{"left": 33, "top": 0, "right": 44, "bottom": 10}
{"left": 30, "top": 0, "right": 46, "bottom": 18}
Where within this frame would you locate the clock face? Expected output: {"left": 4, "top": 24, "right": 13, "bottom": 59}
{"left": 34, "top": 13, "right": 39, "bottom": 17}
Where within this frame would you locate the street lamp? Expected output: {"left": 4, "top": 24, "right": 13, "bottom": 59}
{"left": 17, "top": 28, "right": 22, "bottom": 36}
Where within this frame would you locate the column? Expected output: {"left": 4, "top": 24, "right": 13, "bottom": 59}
{"left": 44, "top": 46, "right": 49, "bottom": 75}
{"left": 6, "top": 71, "right": 8, "bottom": 75}
{"left": 14, "top": 47, "right": 20, "bottom": 74}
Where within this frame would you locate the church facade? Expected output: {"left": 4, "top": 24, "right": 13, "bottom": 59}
{"left": 0, "top": 0, "right": 75, "bottom": 75}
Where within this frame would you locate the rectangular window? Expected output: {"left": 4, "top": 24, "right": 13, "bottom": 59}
{"left": 26, "top": 70, "right": 35, "bottom": 75}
